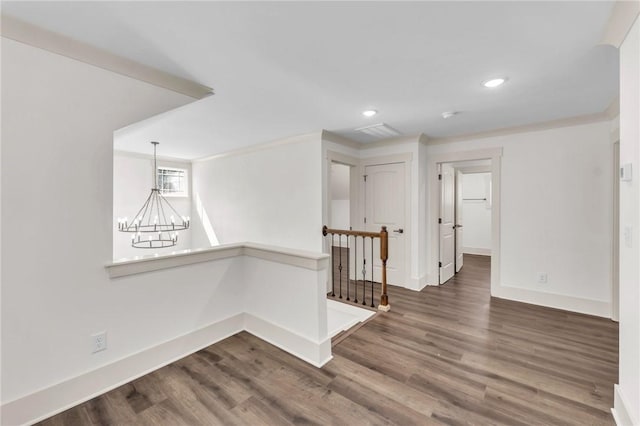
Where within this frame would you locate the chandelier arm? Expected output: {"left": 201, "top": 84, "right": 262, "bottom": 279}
{"left": 157, "top": 192, "right": 170, "bottom": 230}
{"left": 139, "top": 192, "right": 154, "bottom": 228}
{"left": 159, "top": 192, "right": 188, "bottom": 221}
{"left": 126, "top": 190, "right": 153, "bottom": 231}
{"left": 148, "top": 191, "right": 158, "bottom": 227}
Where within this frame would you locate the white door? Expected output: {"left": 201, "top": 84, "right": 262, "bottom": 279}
{"left": 455, "top": 170, "right": 464, "bottom": 272}
{"left": 365, "top": 163, "right": 406, "bottom": 286}
{"left": 439, "top": 163, "right": 455, "bottom": 284}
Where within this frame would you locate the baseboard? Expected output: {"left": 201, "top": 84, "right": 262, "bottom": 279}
{"left": 405, "top": 274, "right": 428, "bottom": 291}
{"left": 0, "top": 314, "right": 245, "bottom": 426}
{"left": 244, "top": 313, "right": 332, "bottom": 368}
{"left": 493, "top": 285, "right": 611, "bottom": 318}
{"left": 612, "top": 384, "right": 638, "bottom": 426}
{"left": 462, "top": 247, "right": 491, "bottom": 256}
{"left": 425, "top": 272, "right": 439, "bottom": 286}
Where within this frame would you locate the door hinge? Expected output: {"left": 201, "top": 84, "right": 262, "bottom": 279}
{"left": 363, "top": 175, "right": 367, "bottom": 182}
{"left": 438, "top": 173, "right": 442, "bottom": 180}
{"left": 364, "top": 217, "right": 367, "bottom": 224}
{"left": 439, "top": 261, "right": 442, "bottom": 267}
{"left": 438, "top": 218, "right": 442, "bottom": 224}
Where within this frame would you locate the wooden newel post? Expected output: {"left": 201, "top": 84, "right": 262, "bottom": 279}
{"left": 378, "top": 226, "right": 390, "bottom": 312}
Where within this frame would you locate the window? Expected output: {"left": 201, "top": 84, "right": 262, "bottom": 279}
{"left": 157, "top": 167, "right": 187, "bottom": 197}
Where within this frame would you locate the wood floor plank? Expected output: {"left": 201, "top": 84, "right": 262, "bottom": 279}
{"left": 37, "top": 254, "right": 617, "bottom": 425}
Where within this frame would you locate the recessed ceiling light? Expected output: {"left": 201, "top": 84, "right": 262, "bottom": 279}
{"left": 362, "top": 109, "right": 378, "bottom": 117}
{"left": 483, "top": 78, "right": 507, "bottom": 88}
{"left": 442, "top": 111, "right": 458, "bottom": 119}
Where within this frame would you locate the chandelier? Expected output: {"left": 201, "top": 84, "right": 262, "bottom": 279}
{"left": 117, "top": 141, "right": 190, "bottom": 249}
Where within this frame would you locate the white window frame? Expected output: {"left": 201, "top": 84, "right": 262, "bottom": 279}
{"left": 156, "top": 166, "right": 188, "bottom": 198}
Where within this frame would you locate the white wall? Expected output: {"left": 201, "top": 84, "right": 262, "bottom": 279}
{"left": 461, "top": 172, "right": 492, "bottom": 254}
{"left": 1, "top": 38, "right": 198, "bottom": 405}
{"left": 191, "top": 136, "right": 324, "bottom": 253}
{"left": 615, "top": 16, "right": 640, "bottom": 426}
{"left": 113, "top": 152, "right": 192, "bottom": 259}
{"left": 428, "top": 121, "right": 613, "bottom": 316}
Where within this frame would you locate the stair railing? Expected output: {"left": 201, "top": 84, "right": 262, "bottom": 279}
{"left": 322, "top": 225, "right": 390, "bottom": 312}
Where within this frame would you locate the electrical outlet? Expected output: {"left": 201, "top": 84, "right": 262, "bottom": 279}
{"left": 537, "top": 272, "right": 548, "bottom": 284}
{"left": 91, "top": 332, "right": 107, "bottom": 353}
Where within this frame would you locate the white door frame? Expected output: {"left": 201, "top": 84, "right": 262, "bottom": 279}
{"left": 326, "top": 150, "right": 412, "bottom": 288}
{"left": 612, "top": 140, "right": 620, "bottom": 322}
{"left": 326, "top": 151, "right": 360, "bottom": 231}
{"left": 361, "top": 154, "right": 412, "bottom": 289}
{"left": 428, "top": 148, "right": 502, "bottom": 294}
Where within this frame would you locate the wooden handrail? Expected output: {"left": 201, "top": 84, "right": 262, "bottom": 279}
{"left": 322, "top": 225, "right": 390, "bottom": 312}
{"left": 322, "top": 226, "right": 384, "bottom": 239}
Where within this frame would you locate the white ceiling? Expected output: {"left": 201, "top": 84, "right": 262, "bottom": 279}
{"left": 3, "top": 1, "right": 618, "bottom": 159}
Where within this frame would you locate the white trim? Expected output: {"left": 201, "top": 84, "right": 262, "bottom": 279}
{"left": 322, "top": 130, "right": 362, "bottom": 150}
{"left": 428, "top": 113, "right": 612, "bottom": 145}
{"left": 360, "top": 135, "right": 423, "bottom": 150}
{"left": 244, "top": 313, "right": 332, "bottom": 368}
{"left": 428, "top": 148, "right": 503, "bottom": 292}
{"left": 156, "top": 165, "right": 188, "bottom": 198}
{"left": 406, "top": 274, "right": 428, "bottom": 291}
{"left": 455, "top": 165, "right": 492, "bottom": 174}
{"left": 601, "top": 1, "right": 640, "bottom": 48}
{"left": 612, "top": 141, "right": 620, "bottom": 322}
{"left": 107, "top": 242, "right": 330, "bottom": 278}
{"left": 360, "top": 152, "right": 413, "bottom": 166}
{"left": 462, "top": 247, "right": 491, "bottom": 256}
{"left": 326, "top": 150, "right": 360, "bottom": 236}
{"left": 194, "top": 132, "right": 321, "bottom": 163}
{"left": 0, "top": 15, "right": 212, "bottom": 100}
{"left": 1, "top": 314, "right": 245, "bottom": 426}
{"left": 326, "top": 150, "right": 360, "bottom": 167}
{"left": 493, "top": 285, "right": 611, "bottom": 318}
{"left": 606, "top": 97, "right": 621, "bottom": 120}
{"left": 426, "top": 272, "right": 439, "bottom": 287}
{"left": 113, "top": 150, "right": 192, "bottom": 164}
{"left": 361, "top": 154, "right": 413, "bottom": 289}
{"left": 612, "top": 384, "right": 638, "bottom": 426}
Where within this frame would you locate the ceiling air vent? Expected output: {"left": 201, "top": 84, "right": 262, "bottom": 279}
{"left": 354, "top": 123, "right": 402, "bottom": 139}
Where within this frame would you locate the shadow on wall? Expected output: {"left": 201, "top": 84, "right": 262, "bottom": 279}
{"left": 195, "top": 192, "right": 220, "bottom": 246}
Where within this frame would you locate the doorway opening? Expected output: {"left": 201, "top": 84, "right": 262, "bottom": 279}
{"left": 438, "top": 160, "right": 492, "bottom": 285}
{"left": 428, "top": 148, "right": 502, "bottom": 295}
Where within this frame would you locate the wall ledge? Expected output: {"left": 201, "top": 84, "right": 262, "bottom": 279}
{"left": 106, "top": 242, "right": 330, "bottom": 278}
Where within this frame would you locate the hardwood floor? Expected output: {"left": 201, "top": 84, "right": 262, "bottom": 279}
{"left": 39, "top": 255, "right": 618, "bottom": 425}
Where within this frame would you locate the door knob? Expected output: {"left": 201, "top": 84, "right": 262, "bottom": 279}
{"left": 393, "top": 228, "right": 404, "bottom": 234}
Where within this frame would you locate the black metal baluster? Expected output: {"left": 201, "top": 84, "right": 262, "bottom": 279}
{"left": 354, "top": 235, "right": 359, "bottom": 304}
{"left": 330, "top": 233, "right": 335, "bottom": 297}
{"left": 348, "top": 235, "right": 353, "bottom": 301}
{"left": 336, "top": 234, "right": 342, "bottom": 298}
{"left": 342, "top": 235, "right": 347, "bottom": 299}
{"left": 371, "top": 236, "right": 375, "bottom": 307}
{"left": 362, "top": 236, "right": 366, "bottom": 305}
